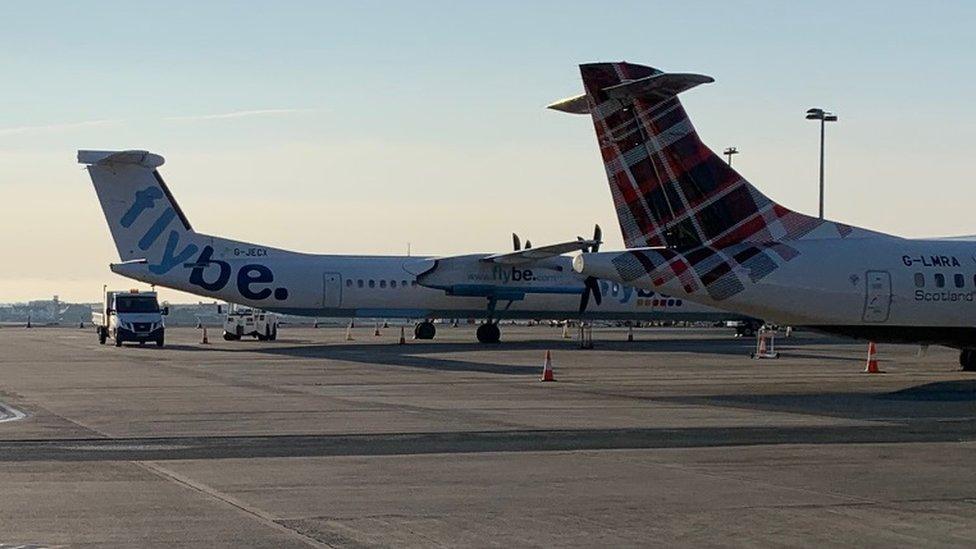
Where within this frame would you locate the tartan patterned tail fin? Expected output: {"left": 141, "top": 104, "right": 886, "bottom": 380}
{"left": 552, "top": 62, "right": 852, "bottom": 249}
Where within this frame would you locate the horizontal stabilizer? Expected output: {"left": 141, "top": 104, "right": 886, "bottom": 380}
{"left": 603, "top": 72, "right": 713, "bottom": 102}
{"left": 548, "top": 71, "right": 713, "bottom": 115}
{"left": 547, "top": 94, "right": 590, "bottom": 115}
{"left": 482, "top": 239, "right": 598, "bottom": 265}
{"left": 77, "top": 150, "right": 165, "bottom": 169}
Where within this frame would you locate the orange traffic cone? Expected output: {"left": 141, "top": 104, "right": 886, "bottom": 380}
{"left": 398, "top": 326, "right": 406, "bottom": 345}
{"left": 201, "top": 327, "right": 210, "bottom": 344}
{"left": 864, "top": 341, "right": 882, "bottom": 373}
{"left": 627, "top": 325, "right": 634, "bottom": 342}
{"left": 541, "top": 350, "right": 555, "bottom": 382}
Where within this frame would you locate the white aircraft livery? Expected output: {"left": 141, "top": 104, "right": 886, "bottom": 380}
{"left": 79, "top": 149, "right": 747, "bottom": 343}
{"left": 552, "top": 61, "right": 976, "bottom": 369}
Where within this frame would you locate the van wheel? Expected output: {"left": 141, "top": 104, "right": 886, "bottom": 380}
{"left": 223, "top": 331, "right": 240, "bottom": 341}
{"left": 156, "top": 337, "right": 164, "bottom": 347}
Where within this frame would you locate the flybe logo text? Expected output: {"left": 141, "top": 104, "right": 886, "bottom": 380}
{"left": 122, "top": 186, "right": 289, "bottom": 301}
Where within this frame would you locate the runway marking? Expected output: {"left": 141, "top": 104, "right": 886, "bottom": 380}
{"left": 138, "top": 461, "right": 332, "bottom": 548}
{"left": 0, "top": 403, "right": 27, "bottom": 423}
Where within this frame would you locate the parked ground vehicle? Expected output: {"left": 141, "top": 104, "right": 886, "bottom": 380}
{"left": 223, "top": 306, "right": 279, "bottom": 341}
{"left": 92, "top": 289, "right": 167, "bottom": 347}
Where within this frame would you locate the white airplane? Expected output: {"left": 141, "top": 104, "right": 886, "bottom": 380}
{"left": 553, "top": 61, "right": 976, "bottom": 370}
{"left": 79, "top": 150, "right": 748, "bottom": 343}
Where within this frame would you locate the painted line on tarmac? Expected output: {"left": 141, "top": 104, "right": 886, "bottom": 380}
{"left": 0, "top": 421, "right": 973, "bottom": 462}
{"left": 0, "top": 403, "right": 28, "bottom": 423}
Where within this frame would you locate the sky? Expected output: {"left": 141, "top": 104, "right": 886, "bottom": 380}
{"left": 1, "top": 1, "right": 975, "bottom": 302}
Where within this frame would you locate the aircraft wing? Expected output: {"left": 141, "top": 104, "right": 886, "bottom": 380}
{"left": 481, "top": 239, "right": 597, "bottom": 265}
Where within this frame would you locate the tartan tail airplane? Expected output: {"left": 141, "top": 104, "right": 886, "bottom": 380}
{"left": 555, "top": 61, "right": 976, "bottom": 369}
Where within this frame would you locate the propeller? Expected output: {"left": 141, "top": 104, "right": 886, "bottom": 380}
{"left": 578, "top": 224, "right": 603, "bottom": 315}
{"left": 512, "top": 233, "right": 521, "bottom": 251}
{"left": 525, "top": 240, "right": 532, "bottom": 250}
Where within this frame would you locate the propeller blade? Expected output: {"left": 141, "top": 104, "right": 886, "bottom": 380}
{"left": 589, "top": 276, "right": 603, "bottom": 305}
{"left": 512, "top": 233, "right": 521, "bottom": 251}
{"left": 525, "top": 240, "right": 532, "bottom": 250}
{"left": 592, "top": 224, "right": 602, "bottom": 253}
{"left": 578, "top": 276, "right": 602, "bottom": 315}
{"left": 578, "top": 286, "right": 591, "bottom": 315}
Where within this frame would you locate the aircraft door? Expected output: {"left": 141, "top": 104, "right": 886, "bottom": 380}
{"left": 323, "top": 272, "right": 342, "bottom": 308}
{"left": 862, "top": 270, "right": 891, "bottom": 322}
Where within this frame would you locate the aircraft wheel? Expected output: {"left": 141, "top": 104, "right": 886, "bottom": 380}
{"left": 98, "top": 328, "right": 107, "bottom": 345}
{"left": 414, "top": 321, "right": 436, "bottom": 340}
{"left": 223, "top": 331, "right": 240, "bottom": 341}
{"left": 960, "top": 349, "right": 976, "bottom": 372}
{"left": 156, "top": 337, "right": 164, "bottom": 348}
{"left": 476, "top": 323, "right": 500, "bottom": 344}
{"left": 270, "top": 326, "right": 278, "bottom": 341}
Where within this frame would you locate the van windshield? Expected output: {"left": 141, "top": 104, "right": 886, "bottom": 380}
{"left": 115, "top": 296, "right": 160, "bottom": 313}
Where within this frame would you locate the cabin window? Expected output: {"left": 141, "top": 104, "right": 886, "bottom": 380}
{"left": 411, "top": 280, "right": 418, "bottom": 287}
{"left": 914, "top": 273, "right": 925, "bottom": 288}
{"left": 955, "top": 274, "right": 965, "bottom": 288}
{"left": 368, "top": 280, "right": 375, "bottom": 288}
{"left": 402, "top": 280, "right": 408, "bottom": 288}
{"left": 935, "top": 273, "right": 945, "bottom": 288}
{"left": 380, "top": 280, "right": 387, "bottom": 288}
{"left": 391, "top": 280, "right": 397, "bottom": 288}
{"left": 357, "top": 279, "right": 364, "bottom": 288}
{"left": 346, "top": 279, "right": 352, "bottom": 287}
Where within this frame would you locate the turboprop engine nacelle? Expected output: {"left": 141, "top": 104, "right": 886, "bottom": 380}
{"left": 417, "top": 254, "right": 581, "bottom": 299}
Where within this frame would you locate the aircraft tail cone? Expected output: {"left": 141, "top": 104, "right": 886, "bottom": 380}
{"left": 398, "top": 326, "right": 406, "bottom": 345}
{"left": 541, "top": 350, "right": 556, "bottom": 382}
{"left": 865, "top": 341, "right": 883, "bottom": 374}
{"left": 201, "top": 327, "right": 209, "bottom": 345}
{"left": 345, "top": 323, "right": 354, "bottom": 342}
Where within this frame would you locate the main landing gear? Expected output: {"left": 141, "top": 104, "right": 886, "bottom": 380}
{"left": 475, "top": 296, "right": 510, "bottom": 344}
{"left": 414, "top": 320, "right": 436, "bottom": 340}
{"left": 959, "top": 349, "right": 976, "bottom": 372}
{"left": 476, "top": 322, "right": 501, "bottom": 344}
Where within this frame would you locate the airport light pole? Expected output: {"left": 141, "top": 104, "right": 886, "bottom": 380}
{"left": 723, "top": 146, "right": 739, "bottom": 167}
{"left": 805, "top": 108, "right": 838, "bottom": 219}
